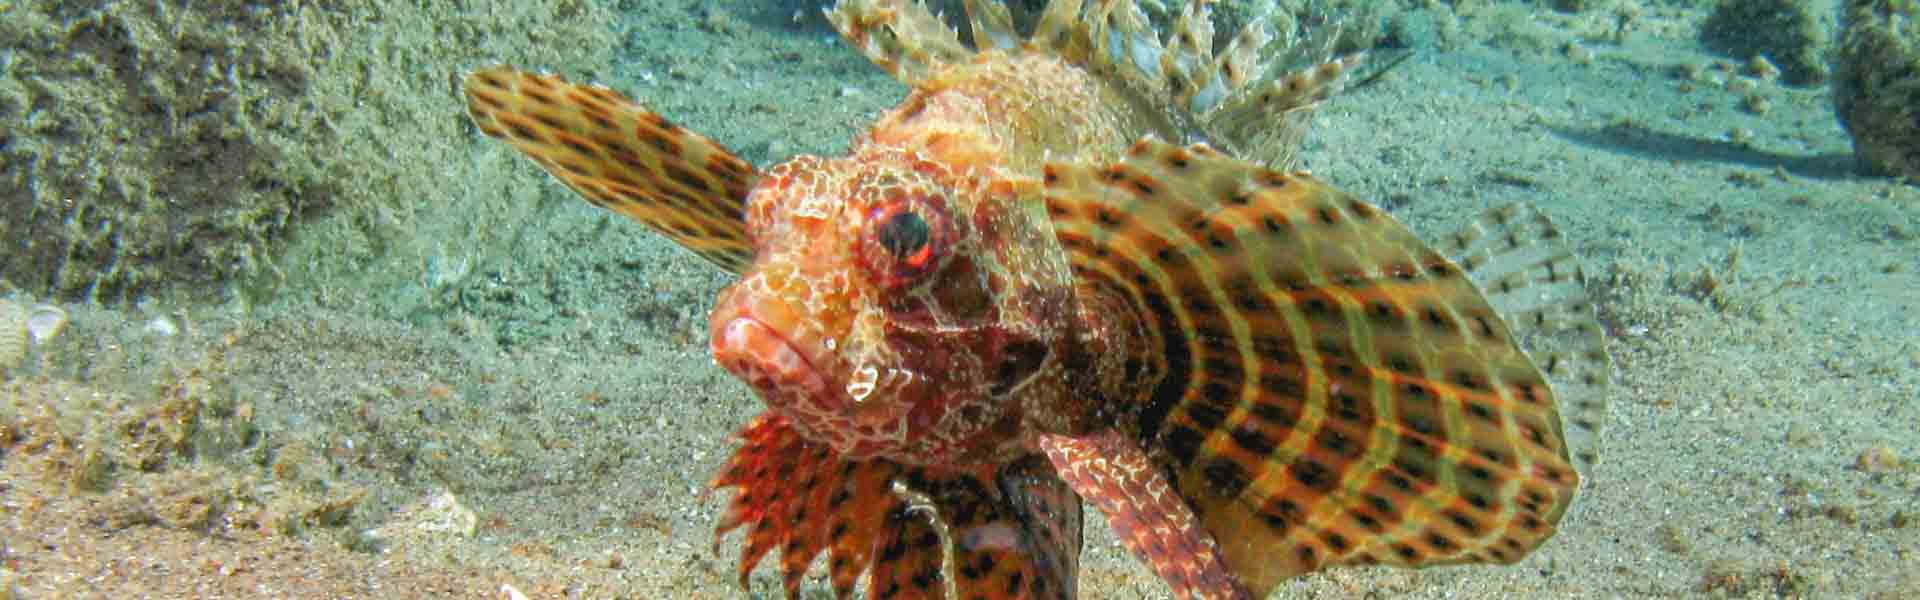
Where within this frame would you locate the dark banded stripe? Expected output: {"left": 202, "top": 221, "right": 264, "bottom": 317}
{"left": 1042, "top": 137, "right": 1587, "bottom": 594}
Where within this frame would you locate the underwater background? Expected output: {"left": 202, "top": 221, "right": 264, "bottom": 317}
{"left": 1, "top": 0, "right": 1916, "bottom": 597}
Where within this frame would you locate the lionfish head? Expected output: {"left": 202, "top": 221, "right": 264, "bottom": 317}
{"left": 709, "top": 152, "right": 1074, "bottom": 463}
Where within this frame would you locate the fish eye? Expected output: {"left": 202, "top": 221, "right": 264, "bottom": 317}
{"left": 877, "top": 210, "right": 932, "bottom": 266}
{"left": 862, "top": 194, "right": 951, "bottom": 288}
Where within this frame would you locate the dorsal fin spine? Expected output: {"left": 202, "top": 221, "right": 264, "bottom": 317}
{"left": 827, "top": 0, "right": 1362, "bottom": 169}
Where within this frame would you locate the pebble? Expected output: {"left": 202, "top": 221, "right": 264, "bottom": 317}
{"left": 1783, "top": 422, "right": 1815, "bottom": 445}
{"left": 1746, "top": 55, "right": 1781, "bottom": 82}
{"left": 1565, "top": 42, "right": 1594, "bottom": 65}
{"left": 145, "top": 317, "right": 179, "bottom": 337}
{"left": 1854, "top": 444, "right": 1903, "bottom": 473}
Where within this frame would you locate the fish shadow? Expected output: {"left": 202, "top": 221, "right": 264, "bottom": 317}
{"left": 1547, "top": 121, "right": 1859, "bottom": 180}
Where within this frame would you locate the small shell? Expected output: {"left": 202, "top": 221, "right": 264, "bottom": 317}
{"left": 26, "top": 304, "right": 67, "bottom": 345}
{"left": 0, "top": 300, "right": 26, "bottom": 372}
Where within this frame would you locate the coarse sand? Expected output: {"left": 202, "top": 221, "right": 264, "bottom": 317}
{"left": 3, "top": 1, "right": 1915, "bottom": 598}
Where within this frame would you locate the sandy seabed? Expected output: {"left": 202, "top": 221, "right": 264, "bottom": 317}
{"left": 2, "top": 1, "right": 1916, "bottom": 598}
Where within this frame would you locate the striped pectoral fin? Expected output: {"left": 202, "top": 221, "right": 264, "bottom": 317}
{"left": 1044, "top": 137, "right": 1587, "bottom": 595}
{"left": 1039, "top": 431, "right": 1249, "bottom": 600}
{"left": 1439, "top": 203, "right": 1611, "bottom": 474}
{"left": 712, "top": 414, "right": 1082, "bottom": 600}
{"left": 463, "top": 66, "right": 757, "bottom": 273}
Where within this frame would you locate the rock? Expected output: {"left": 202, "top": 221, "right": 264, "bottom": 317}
{"left": 1700, "top": 0, "right": 1834, "bottom": 86}
{"left": 364, "top": 489, "right": 478, "bottom": 552}
{"left": 1832, "top": 0, "right": 1920, "bottom": 177}
{"left": 1854, "top": 443, "right": 1904, "bottom": 473}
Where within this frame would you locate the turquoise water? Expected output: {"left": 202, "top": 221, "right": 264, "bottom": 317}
{"left": 2, "top": 1, "right": 1915, "bottom": 598}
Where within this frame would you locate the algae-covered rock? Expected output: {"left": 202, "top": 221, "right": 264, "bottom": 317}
{"left": 1832, "top": 0, "right": 1920, "bottom": 177}
{"left": 1701, "top": 0, "right": 1835, "bottom": 86}
{"left": 0, "top": 1, "right": 612, "bottom": 304}
{"left": 0, "top": 4, "right": 320, "bottom": 302}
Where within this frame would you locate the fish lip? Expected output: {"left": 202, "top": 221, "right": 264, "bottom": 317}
{"left": 709, "top": 305, "right": 833, "bottom": 409}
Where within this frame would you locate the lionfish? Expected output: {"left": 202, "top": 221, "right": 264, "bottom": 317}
{"left": 462, "top": 0, "right": 1611, "bottom": 598}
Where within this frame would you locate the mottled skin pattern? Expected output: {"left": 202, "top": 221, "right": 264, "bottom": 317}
{"left": 464, "top": 1, "right": 1611, "bottom": 598}
{"left": 709, "top": 51, "right": 1149, "bottom": 465}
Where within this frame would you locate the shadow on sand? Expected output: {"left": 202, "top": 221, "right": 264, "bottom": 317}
{"left": 1549, "top": 121, "right": 1859, "bottom": 180}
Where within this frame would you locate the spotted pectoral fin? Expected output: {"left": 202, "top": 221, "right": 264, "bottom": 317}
{"left": 712, "top": 414, "right": 1082, "bottom": 599}
{"left": 1039, "top": 430, "right": 1247, "bottom": 600}
{"left": 1044, "top": 137, "right": 1584, "bottom": 595}
{"left": 464, "top": 66, "right": 756, "bottom": 273}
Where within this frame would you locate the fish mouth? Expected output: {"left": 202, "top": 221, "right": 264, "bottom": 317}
{"left": 709, "top": 288, "right": 838, "bottom": 411}
{"left": 712, "top": 315, "right": 831, "bottom": 406}
{"left": 708, "top": 283, "right": 944, "bottom": 459}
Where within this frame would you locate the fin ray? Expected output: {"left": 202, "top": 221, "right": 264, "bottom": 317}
{"left": 1043, "top": 137, "right": 1584, "bottom": 595}
{"left": 960, "top": 0, "right": 1021, "bottom": 50}
{"left": 1041, "top": 431, "right": 1247, "bottom": 600}
{"left": 827, "top": 0, "right": 1358, "bottom": 169}
{"left": 824, "top": 0, "right": 972, "bottom": 86}
{"left": 713, "top": 414, "right": 1081, "bottom": 599}
{"left": 464, "top": 67, "right": 756, "bottom": 273}
{"left": 1440, "top": 204, "right": 1611, "bottom": 472}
